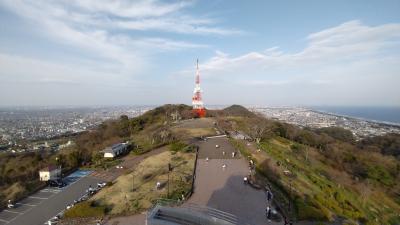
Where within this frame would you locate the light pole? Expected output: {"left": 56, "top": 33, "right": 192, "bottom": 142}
{"left": 288, "top": 178, "right": 293, "bottom": 225}
{"left": 167, "top": 163, "right": 172, "bottom": 198}
{"left": 131, "top": 174, "right": 135, "bottom": 192}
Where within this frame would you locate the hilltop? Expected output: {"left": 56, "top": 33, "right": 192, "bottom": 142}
{"left": 1, "top": 104, "right": 399, "bottom": 225}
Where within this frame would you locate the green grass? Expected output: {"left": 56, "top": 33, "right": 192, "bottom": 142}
{"left": 256, "top": 138, "right": 399, "bottom": 224}
{"left": 64, "top": 201, "right": 106, "bottom": 218}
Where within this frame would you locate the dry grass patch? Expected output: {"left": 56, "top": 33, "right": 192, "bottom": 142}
{"left": 93, "top": 150, "right": 195, "bottom": 215}
{"left": 172, "top": 127, "right": 216, "bottom": 139}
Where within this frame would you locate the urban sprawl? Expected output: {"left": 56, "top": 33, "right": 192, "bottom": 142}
{"left": 1, "top": 106, "right": 400, "bottom": 154}
{"left": 251, "top": 107, "right": 400, "bottom": 139}
{"left": 0, "top": 106, "right": 151, "bottom": 153}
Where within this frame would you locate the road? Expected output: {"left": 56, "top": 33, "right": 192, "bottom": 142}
{"left": 0, "top": 170, "right": 103, "bottom": 225}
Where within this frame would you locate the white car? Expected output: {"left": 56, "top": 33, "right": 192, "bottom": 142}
{"left": 97, "top": 182, "right": 106, "bottom": 188}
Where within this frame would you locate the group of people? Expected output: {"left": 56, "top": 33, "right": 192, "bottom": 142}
{"left": 265, "top": 190, "right": 274, "bottom": 221}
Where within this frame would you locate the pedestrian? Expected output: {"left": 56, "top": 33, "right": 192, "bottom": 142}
{"left": 243, "top": 176, "right": 248, "bottom": 184}
{"left": 231, "top": 152, "right": 235, "bottom": 158}
{"left": 156, "top": 181, "right": 161, "bottom": 189}
{"left": 222, "top": 164, "right": 226, "bottom": 169}
{"left": 206, "top": 157, "right": 209, "bottom": 162}
{"left": 284, "top": 217, "right": 288, "bottom": 225}
{"left": 267, "top": 190, "right": 273, "bottom": 203}
{"left": 266, "top": 206, "right": 271, "bottom": 221}
{"left": 222, "top": 151, "right": 225, "bottom": 156}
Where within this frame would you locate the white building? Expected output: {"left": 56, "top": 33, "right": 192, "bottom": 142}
{"left": 39, "top": 165, "right": 61, "bottom": 181}
{"left": 103, "top": 143, "right": 128, "bottom": 158}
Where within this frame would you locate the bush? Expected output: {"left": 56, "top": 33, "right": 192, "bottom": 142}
{"left": 169, "top": 141, "right": 187, "bottom": 152}
{"left": 64, "top": 201, "right": 106, "bottom": 218}
{"left": 257, "top": 159, "right": 281, "bottom": 183}
{"left": 296, "top": 199, "right": 329, "bottom": 221}
{"left": 367, "top": 165, "right": 394, "bottom": 186}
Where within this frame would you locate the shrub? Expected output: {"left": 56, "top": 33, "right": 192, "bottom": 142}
{"left": 257, "top": 159, "right": 281, "bottom": 183}
{"left": 367, "top": 165, "right": 394, "bottom": 186}
{"left": 64, "top": 201, "right": 106, "bottom": 218}
{"left": 296, "top": 199, "right": 329, "bottom": 221}
{"left": 169, "top": 141, "right": 187, "bottom": 152}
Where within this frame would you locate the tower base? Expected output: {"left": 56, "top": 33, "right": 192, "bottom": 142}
{"left": 193, "top": 108, "right": 206, "bottom": 118}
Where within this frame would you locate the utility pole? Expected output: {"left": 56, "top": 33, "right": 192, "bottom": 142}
{"left": 288, "top": 178, "right": 293, "bottom": 225}
{"left": 132, "top": 172, "right": 135, "bottom": 192}
{"left": 167, "top": 163, "right": 171, "bottom": 198}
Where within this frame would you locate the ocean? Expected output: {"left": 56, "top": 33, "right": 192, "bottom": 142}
{"left": 311, "top": 106, "right": 400, "bottom": 125}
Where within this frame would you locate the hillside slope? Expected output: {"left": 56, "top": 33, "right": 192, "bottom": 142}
{"left": 218, "top": 111, "right": 400, "bottom": 225}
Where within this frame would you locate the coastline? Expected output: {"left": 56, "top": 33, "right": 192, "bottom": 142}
{"left": 310, "top": 108, "right": 400, "bottom": 128}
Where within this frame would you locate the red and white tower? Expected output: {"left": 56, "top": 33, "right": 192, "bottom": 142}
{"left": 192, "top": 59, "right": 206, "bottom": 117}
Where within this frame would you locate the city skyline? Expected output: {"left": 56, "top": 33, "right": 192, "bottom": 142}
{"left": 1, "top": 0, "right": 400, "bottom": 106}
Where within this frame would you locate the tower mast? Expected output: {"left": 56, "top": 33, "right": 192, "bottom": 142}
{"left": 192, "top": 59, "right": 206, "bottom": 117}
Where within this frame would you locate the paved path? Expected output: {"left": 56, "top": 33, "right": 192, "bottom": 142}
{"left": 105, "top": 137, "right": 281, "bottom": 225}
{"left": 186, "top": 136, "right": 280, "bottom": 225}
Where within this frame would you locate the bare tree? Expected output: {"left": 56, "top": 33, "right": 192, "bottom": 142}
{"left": 247, "top": 117, "right": 271, "bottom": 144}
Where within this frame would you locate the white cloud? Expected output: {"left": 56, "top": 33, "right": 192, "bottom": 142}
{"left": 0, "top": 0, "right": 234, "bottom": 77}
{"left": 179, "top": 21, "right": 400, "bottom": 106}
{"left": 69, "top": 0, "right": 190, "bottom": 18}
{"left": 193, "top": 20, "right": 400, "bottom": 75}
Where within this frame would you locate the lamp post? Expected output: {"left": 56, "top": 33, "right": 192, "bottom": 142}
{"left": 167, "top": 163, "right": 172, "bottom": 198}
{"left": 131, "top": 174, "right": 135, "bottom": 192}
{"left": 288, "top": 177, "right": 293, "bottom": 225}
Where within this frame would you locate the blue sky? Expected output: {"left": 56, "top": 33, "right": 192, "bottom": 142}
{"left": 0, "top": 0, "right": 399, "bottom": 106}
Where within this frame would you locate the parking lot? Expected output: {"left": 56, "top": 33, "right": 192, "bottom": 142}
{"left": 0, "top": 170, "right": 103, "bottom": 225}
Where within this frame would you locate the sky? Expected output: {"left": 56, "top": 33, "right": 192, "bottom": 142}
{"left": 0, "top": 0, "right": 399, "bottom": 107}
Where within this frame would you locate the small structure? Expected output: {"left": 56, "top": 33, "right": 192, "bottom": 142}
{"left": 230, "top": 131, "right": 251, "bottom": 140}
{"left": 103, "top": 142, "right": 128, "bottom": 158}
{"left": 39, "top": 165, "right": 61, "bottom": 181}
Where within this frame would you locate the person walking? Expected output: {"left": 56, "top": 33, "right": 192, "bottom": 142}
{"left": 267, "top": 190, "right": 273, "bottom": 203}
{"left": 266, "top": 206, "right": 271, "bottom": 221}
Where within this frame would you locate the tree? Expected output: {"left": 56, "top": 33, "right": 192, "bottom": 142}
{"left": 247, "top": 117, "right": 271, "bottom": 144}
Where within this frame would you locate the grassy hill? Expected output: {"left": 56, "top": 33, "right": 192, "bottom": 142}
{"left": 0, "top": 104, "right": 194, "bottom": 209}
{"left": 219, "top": 112, "right": 400, "bottom": 225}
{"left": 1, "top": 104, "right": 399, "bottom": 225}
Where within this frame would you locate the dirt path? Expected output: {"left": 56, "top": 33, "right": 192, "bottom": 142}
{"left": 90, "top": 146, "right": 167, "bottom": 182}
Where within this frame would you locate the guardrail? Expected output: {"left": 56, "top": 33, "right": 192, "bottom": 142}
{"left": 148, "top": 203, "right": 241, "bottom": 225}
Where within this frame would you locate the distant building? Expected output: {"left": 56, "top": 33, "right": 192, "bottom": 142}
{"left": 39, "top": 165, "right": 61, "bottom": 181}
{"left": 230, "top": 131, "right": 250, "bottom": 140}
{"left": 103, "top": 143, "right": 129, "bottom": 158}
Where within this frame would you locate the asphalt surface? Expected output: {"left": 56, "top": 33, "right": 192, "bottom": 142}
{"left": 0, "top": 170, "right": 103, "bottom": 225}
{"left": 198, "top": 136, "right": 239, "bottom": 159}
{"left": 186, "top": 136, "right": 280, "bottom": 225}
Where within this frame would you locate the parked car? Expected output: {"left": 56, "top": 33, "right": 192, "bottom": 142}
{"left": 48, "top": 179, "right": 66, "bottom": 188}
{"left": 97, "top": 182, "right": 106, "bottom": 188}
